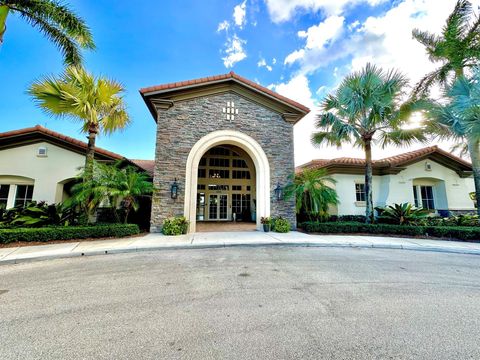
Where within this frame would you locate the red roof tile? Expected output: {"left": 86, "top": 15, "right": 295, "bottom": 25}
{"left": 130, "top": 159, "right": 155, "bottom": 176}
{"left": 298, "top": 146, "right": 472, "bottom": 172}
{"left": 139, "top": 71, "right": 310, "bottom": 113}
{"left": 0, "top": 125, "right": 125, "bottom": 160}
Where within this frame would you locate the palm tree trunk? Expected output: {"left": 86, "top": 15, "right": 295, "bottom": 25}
{"left": 85, "top": 124, "right": 98, "bottom": 182}
{"left": 0, "top": 6, "right": 9, "bottom": 44}
{"left": 467, "top": 138, "right": 480, "bottom": 216}
{"left": 364, "top": 140, "right": 374, "bottom": 223}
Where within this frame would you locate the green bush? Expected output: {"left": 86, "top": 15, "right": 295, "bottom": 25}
{"left": 0, "top": 224, "right": 140, "bottom": 244}
{"left": 272, "top": 217, "right": 291, "bottom": 233}
{"left": 300, "top": 221, "right": 480, "bottom": 241}
{"left": 162, "top": 216, "right": 189, "bottom": 235}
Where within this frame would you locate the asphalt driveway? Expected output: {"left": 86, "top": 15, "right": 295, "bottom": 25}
{"left": 1, "top": 247, "right": 479, "bottom": 359}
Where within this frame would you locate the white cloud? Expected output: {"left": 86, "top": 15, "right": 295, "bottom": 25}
{"left": 257, "top": 57, "right": 273, "bottom": 71}
{"left": 233, "top": 0, "right": 247, "bottom": 28}
{"left": 272, "top": 58, "right": 277, "bottom": 64}
{"left": 284, "top": 49, "right": 305, "bottom": 65}
{"left": 298, "top": 15, "right": 344, "bottom": 49}
{"left": 264, "top": 0, "right": 387, "bottom": 23}
{"left": 222, "top": 34, "right": 247, "bottom": 68}
{"left": 217, "top": 20, "right": 230, "bottom": 32}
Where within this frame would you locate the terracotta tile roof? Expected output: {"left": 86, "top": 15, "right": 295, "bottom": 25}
{"left": 0, "top": 125, "right": 125, "bottom": 160}
{"left": 130, "top": 159, "right": 154, "bottom": 176}
{"left": 140, "top": 71, "right": 310, "bottom": 113}
{"left": 298, "top": 146, "right": 472, "bottom": 173}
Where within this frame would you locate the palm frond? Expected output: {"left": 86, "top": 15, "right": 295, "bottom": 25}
{"left": 4, "top": 0, "right": 94, "bottom": 65}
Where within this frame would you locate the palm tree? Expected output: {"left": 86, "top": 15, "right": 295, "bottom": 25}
{"left": 67, "top": 162, "right": 152, "bottom": 223}
{"left": 284, "top": 168, "right": 339, "bottom": 221}
{"left": 28, "top": 66, "right": 130, "bottom": 181}
{"left": 412, "top": 0, "right": 480, "bottom": 97}
{"left": 425, "top": 68, "right": 480, "bottom": 215}
{"left": 110, "top": 166, "right": 153, "bottom": 223}
{"left": 0, "top": 0, "right": 94, "bottom": 65}
{"left": 312, "top": 64, "right": 427, "bottom": 223}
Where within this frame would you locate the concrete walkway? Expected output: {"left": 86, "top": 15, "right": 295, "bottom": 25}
{"left": 1, "top": 231, "right": 480, "bottom": 265}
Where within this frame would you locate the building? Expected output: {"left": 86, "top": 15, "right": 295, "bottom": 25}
{"left": 297, "top": 146, "right": 476, "bottom": 216}
{"left": 0, "top": 125, "right": 152, "bottom": 209}
{"left": 140, "top": 72, "right": 310, "bottom": 232}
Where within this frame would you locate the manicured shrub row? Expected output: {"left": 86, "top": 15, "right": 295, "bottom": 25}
{"left": 0, "top": 224, "right": 140, "bottom": 244}
{"left": 300, "top": 222, "right": 480, "bottom": 241}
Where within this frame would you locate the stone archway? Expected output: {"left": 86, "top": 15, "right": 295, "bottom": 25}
{"left": 185, "top": 130, "right": 270, "bottom": 233}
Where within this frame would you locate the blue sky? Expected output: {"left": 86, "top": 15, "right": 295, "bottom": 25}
{"left": 0, "top": 0, "right": 468, "bottom": 164}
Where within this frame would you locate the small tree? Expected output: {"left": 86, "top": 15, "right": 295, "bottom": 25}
{"left": 66, "top": 162, "right": 152, "bottom": 223}
{"left": 29, "top": 66, "right": 130, "bottom": 182}
{"left": 312, "top": 64, "right": 427, "bottom": 223}
{"left": 284, "top": 168, "right": 339, "bottom": 221}
{"left": 0, "top": 0, "right": 94, "bottom": 65}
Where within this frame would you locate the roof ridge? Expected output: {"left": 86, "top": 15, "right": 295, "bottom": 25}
{"left": 0, "top": 125, "right": 125, "bottom": 160}
{"left": 139, "top": 72, "right": 310, "bottom": 114}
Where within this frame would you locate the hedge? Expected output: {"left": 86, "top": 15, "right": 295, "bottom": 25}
{"left": 0, "top": 224, "right": 140, "bottom": 244}
{"left": 300, "top": 222, "right": 480, "bottom": 241}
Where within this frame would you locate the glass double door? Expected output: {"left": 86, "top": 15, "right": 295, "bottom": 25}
{"left": 208, "top": 194, "right": 228, "bottom": 220}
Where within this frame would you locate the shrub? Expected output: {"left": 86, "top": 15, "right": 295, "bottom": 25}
{"left": 0, "top": 224, "right": 140, "bottom": 244}
{"left": 376, "top": 203, "right": 429, "bottom": 225}
{"left": 272, "top": 217, "right": 291, "bottom": 233}
{"left": 300, "top": 221, "right": 480, "bottom": 241}
{"left": 162, "top": 216, "right": 189, "bottom": 235}
{"left": 0, "top": 201, "right": 79, "bottom": 228}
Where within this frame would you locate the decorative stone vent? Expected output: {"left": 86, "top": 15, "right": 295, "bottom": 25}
{"left": 223, "top": 101, "right": 239, "bottom": 120}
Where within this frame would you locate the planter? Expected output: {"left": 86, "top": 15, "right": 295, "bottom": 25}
{"left": 263, "top": 224, "right": 271, "bottom": 232}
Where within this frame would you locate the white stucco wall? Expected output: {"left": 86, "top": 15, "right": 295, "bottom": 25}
{"left": 331, "top": 159, "right": 476, "bottom": 215}
{"left": 0, "top": 142, "right": 85, "bottom": 207}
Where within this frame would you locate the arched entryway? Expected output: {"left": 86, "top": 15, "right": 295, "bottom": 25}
{"left": 185, "top": 130, "right": 270, "bottom": 233}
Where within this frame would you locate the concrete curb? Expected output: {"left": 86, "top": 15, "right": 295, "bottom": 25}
{"left": 2, "top": 240, "right": 480, "bottom": 265}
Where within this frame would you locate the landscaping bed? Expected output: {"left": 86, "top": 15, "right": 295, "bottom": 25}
{"left": 300, "top": 222, "right": 480, "bottom": 242}
{"left": 0, "top": 224, "right": 140, "bottom": 245}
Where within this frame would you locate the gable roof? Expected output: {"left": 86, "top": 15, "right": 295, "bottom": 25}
{"left": 0, "top": 125, "right": 125, "bottom": 161}
{"left": 140, "top": 71, "right": 310, "bottom": 123}
{"left": 130, "top": 159, "right": 154, "bottom": 176}
{"left": 297, "top": 146, "right": 473, "bottom": 178}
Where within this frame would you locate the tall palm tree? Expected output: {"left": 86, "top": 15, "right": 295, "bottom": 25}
{"left": 284, "top": 168, "right": 339, "bottom": 221}
{"left": 28, "top": 66, "right": 130, "bottom": 181}
{"left": 312, "top": 64, "right": 427, "bottom": 223}
{"left": 0, "top": 0, "right": 94, "bottom": 65}
{"left": 412, "top": 0, "right": 480, "bottom": 97}
{"left": 426, "top": 68, "right": 480, "bottom": 215}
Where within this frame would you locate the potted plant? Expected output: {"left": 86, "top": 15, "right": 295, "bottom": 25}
{"left": 260, "top": 216, "right": 271, "bottom": 232}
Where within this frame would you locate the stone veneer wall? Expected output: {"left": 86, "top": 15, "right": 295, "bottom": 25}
{"left": 150, "top": 92, "right": 296, "bottom": 232}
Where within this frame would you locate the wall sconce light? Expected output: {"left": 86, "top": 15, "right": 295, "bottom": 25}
{"left": 171, "top": 178, "right": 179, "bottom": 199}
{"left": 274, "top": 182, "right": 283, "bottom": 201}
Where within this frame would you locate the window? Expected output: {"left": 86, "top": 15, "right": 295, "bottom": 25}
{"left": 232, "top": 159, "right": 248, "bottom": 168}
{"left": 207, "top": 185, "right": 229, "bottom": 191}
{"left": 197, "top": 184, "right": 206, "bottom": 190}
{"left": 355, "top": 183, "right": 366, "bottom": 202}
{"left": 232, "top": 185, "right": 242, "bottom": 191}
{"left": 198, "top": 168, "right": 206, "bottom": 178}
{"left": 209, "top": 147, "right": 230, "bottom": 156}
{"left": 15, "top": 185, "right": 34, "bottom": 207}
{"left": 209, "top": 158, "right": 230, "bottom": 167}
{"left": 199, "top": 158, "right": 207, "bottom": 166}
{"left": 232, "top": 170, "right": 250, "bottom": 179}
{"left": 232, "top": 193, "right": 251, "bottom": 217}
{"left": 209, "top": 169, "right": 229, "bottom": 179}
{"left": 413, "top": 185, "right": 435, "bottom": 210}
{"left": 0, "top": 185, "right": 10, "bottom": 208}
